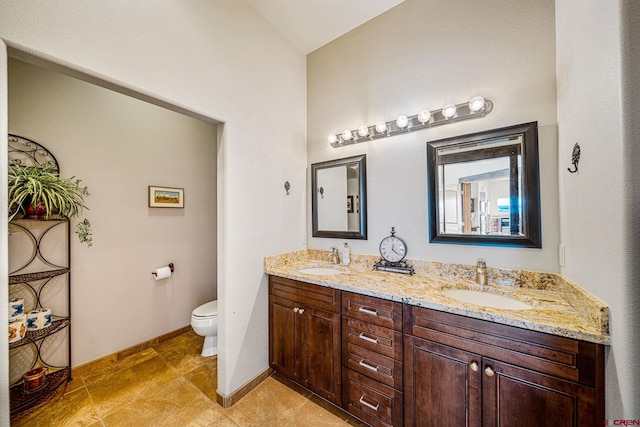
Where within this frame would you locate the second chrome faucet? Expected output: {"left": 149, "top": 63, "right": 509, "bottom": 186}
{"left": 476, "top": 259, "right": 487, "bottom": 285}
{"left": 328, "top": 247, "right": 340, "bottom": 264}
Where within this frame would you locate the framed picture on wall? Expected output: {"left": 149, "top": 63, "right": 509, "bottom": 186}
{"left": 347, "top": 195, "right": 354, "bottom": 213}
{"left": 149, "top": 186, "right": 184, "bottom": 208}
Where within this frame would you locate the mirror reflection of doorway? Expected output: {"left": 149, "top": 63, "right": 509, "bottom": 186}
{"left": 440, "top": 147, "right": 522, "bottom": 237}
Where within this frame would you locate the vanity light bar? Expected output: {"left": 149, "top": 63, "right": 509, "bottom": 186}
{"left": 328, "top": 97, "right": 493, "bottom": 148}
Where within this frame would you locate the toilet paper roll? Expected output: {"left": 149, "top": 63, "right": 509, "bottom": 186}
{"left": 153, "top": 266, "right": 172, "bottom": 281}
{"left": 9, "top": 298, "right": 24, "bottom": 319}
{"left": 9, "top": 314, "right": 26, "bottom": 343}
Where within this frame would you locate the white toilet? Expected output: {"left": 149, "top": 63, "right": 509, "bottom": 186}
{"left": 191, "top": 300, "right": 218, "bottom": 357}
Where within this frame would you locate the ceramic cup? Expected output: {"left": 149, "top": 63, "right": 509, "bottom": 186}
{"left": 22, "top": 366, "right": 49, "bottom": 394}
{"left": 9, "top": 314, "right": 27, "bottom": 343}
{"left": 9, "top": 298, "right": 25, "bottom": 319}
{"left": 27, "top": 308, "right": 52, "bottom": 330}
{"left": 39, "top": 308, "right": 52, "bottom": 328}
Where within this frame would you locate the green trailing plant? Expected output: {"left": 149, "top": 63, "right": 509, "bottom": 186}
{"left": 75, "top": 218, "right": 93, "bottom": 248}
{"left": 8, "top": 164, "right": 93, "bottom": 247}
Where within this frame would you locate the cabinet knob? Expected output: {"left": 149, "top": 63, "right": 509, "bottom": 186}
{"left": 298, "top": 308, "right": 304, "bottom": 314}
{"left": 484, "top": 366, "right": 495, "bottom": 377}
{"left": 293, "top": 307, "right": 299, "bottom": 313}
{"left": 470, "top": 361, "right": 479, "bottom": 372}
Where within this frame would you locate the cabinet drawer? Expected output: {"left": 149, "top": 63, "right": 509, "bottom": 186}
{"left": 343, "top": 342, "right": 403, "bottom": 390}
{"left": 404, "top": 304, "right": 603, "bottom": 386}
{"left": 269, "top": 276, "right": 340, "bottom": 313}
{"left": 342, "top": 292, "right": 403, "bottom": 330}
{"left": 343, "top": 317, "right": 403, "bottom": 361}
{"left": 342, "top": 369, "right": 403, "bottom": 427}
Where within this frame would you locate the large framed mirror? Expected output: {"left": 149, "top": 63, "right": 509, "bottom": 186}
{"left": 427, "top": 122, "right": 541, "bottom": 247}
{"left": 312, "top": 154, "right": 367, "bottom": 239}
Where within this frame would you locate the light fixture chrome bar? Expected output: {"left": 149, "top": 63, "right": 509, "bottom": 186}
{"left": 329, "top": 98, "right": 493, "bottom": 148}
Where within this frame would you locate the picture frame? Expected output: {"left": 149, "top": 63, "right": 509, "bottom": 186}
{"left": 347, "top": 195, "right": 354, "bottom": 213}
{"left": 148, "top": 186, "right": 184, "bottom": 208}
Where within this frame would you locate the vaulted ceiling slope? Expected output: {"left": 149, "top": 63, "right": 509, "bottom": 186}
{"left": 248, "top": 0, "right": 406, "bottom": 54}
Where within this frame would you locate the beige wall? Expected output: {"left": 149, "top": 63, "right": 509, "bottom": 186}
{"left": 307, "top": 0, "right": 559, "bottom": 271}
{"left": 0, "top": 0, "right": 307, "bottom": 403}
{"left": 556, "top": 0, "right": 639, "bottom": 417}
{"left": 8, "top": 58, "right": 218, "bottom": 366}
{"left": 307, "top": 0, "right": 637, "bottom": 416}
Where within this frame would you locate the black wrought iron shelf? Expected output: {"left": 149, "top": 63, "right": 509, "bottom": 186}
{"left": 9, "top": 268, "right": 70, "bottom": 285}
{"left": 9, "top": 367, "right": 71, "bottom": 418}
{"left": 8, "top": 135, "right": 73, "bottom": 420}
{"left": 11, "top": 216, "right": 68, "bottom": 222}
{"left": 9, "top": 318, "right": 71, "bottom": 351}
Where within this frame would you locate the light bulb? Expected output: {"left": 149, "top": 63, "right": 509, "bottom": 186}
{"left": 468, "top": 96, "right": 485, "bottom": 112}
{"left": 357, "top": 126, "right": 370, "bottom": 137}
{"left": 396, "top": 115, "right": 409, "bottom": 128}
{"left": 442, "top": 104, "right": 457, "bottom": 118}
{"left": 417, "top": 109, "right": 431, "bottom": 123}
{"left": 341, "top": 130, "right": 353, "bottom": 141}
{"left": 328, "top": 134, "right": 338, "bottom": 144}
{"left": 375, "top": 122, "right": 388, "bottom": 133}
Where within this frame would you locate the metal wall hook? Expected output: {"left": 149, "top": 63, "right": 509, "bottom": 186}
{"left": 567, "top": 143, "right": 581, "bottom": 173}
{"left": 284, "top": 181, "right": 290, "bottom": 195}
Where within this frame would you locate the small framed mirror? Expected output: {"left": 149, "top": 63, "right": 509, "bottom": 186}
{"left": 427, "top": 122, "right": 541, "bottom": 247}
{"left": 312, "top": 154, "right": 367, "bottom": 239}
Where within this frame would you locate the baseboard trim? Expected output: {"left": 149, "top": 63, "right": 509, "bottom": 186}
{"left": 216, "top": 367, "right": 273, "bottom": 408}
{"left": 72, "top": 325, "right": 192, "bottom": 378}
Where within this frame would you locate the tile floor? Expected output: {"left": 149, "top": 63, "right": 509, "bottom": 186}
{"left": 10, "top": 331, "right": 366, "bottom": 426}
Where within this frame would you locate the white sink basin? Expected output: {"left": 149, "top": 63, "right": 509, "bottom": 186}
{"left": 442, "top": 289, "right": 533, "bottom": 310}
{"left": 298, "top": 267, "right": 343, "bottom": 276}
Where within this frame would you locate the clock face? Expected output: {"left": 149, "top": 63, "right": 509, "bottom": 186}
{"left": 379, "top": 236, "right": 407, "bottom": 263}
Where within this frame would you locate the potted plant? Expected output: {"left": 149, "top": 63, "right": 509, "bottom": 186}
{"left": 8, "top": 164, "right": 93, "bottom": 247}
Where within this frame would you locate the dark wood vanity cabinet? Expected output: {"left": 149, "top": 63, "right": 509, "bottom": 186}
{"left": 404, "top": 305, "right": 604, "bottom": 427}
{"left": 342, "top": 292, "right": 404, "bottom": 427}
{"left": 268, "top": 275, "right": 605, "bottom": 427}
{"left": 269, "top": 276, "right": 342, "bottom": 405}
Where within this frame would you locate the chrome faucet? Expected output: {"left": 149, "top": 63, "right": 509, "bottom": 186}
{"left": 476, "top": 259, "right": 487, "bottom": 285}
{"left": 328, "top": 247, "right": 340, "bottom": 265}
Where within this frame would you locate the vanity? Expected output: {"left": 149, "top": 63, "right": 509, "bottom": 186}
{"left": 281, "top": 121, "right": 607, "bottom": 425}
{"left": 265, "top": 251, "right": 608, "bottom": 427}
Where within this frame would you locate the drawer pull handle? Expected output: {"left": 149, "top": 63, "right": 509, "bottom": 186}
{"left": 359, "top": 396, "right": 380, "bottom": 411}
{"left": 358, "top": 333, "right": 379, "bottom": 344}
{"left": 358, "top": 306, "right": 378, "bottom": 316}
{"left": 485, "top": 366, "right": 495, "bottom": 377}
{"left": 358, "top": 360, "right": 379, "bottom": 372}
{"left": 470, "top": 362, "right": 479, "bottom": 372}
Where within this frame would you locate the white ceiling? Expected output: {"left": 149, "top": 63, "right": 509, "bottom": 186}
{"left": 248, "top": 0, "right": 406, "bottom": 54}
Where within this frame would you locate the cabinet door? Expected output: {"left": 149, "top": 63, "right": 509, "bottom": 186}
{"left": 269, "top": 295, "right": 299, "bottom": 381}
{"left": 404, "top": 335, "right": 481, "bottom": 427}
{"left": 482, "top": 358, "right": 599, "bottom": 427}
{"left": 300, "top": 305, "right": 342, "bottom": 406}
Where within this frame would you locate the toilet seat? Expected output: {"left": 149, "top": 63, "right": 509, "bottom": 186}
{"left": 192, "top": 301, "right": 218, "bottom": 318}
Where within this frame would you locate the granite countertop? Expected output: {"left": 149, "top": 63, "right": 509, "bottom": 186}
{"left": 265, "top": 249, "right": 610, "bottom": 345}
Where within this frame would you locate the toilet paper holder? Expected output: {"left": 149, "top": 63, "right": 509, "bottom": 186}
{"left": 152, "top": 263, "right": 174, "bottom": 277}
